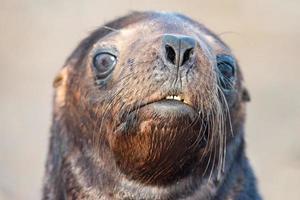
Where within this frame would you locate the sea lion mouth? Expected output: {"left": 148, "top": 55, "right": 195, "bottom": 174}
{"left": 115, "top": 94, "right": 201, "bottom": 137}
{"left": 117, "top": 94, "right": 197, "bottom": 128}
{"left": 128, "top": 95, "right": 193, "bottom": 116}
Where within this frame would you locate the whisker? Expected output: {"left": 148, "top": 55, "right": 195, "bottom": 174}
{"left": 103, "top": 25, "right": 120, "bottom": 32}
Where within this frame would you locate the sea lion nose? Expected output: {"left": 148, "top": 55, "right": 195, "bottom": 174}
{"left": 163, "top": 34, "right": 196, "bottom": 67}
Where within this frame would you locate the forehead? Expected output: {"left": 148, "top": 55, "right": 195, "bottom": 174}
{"left": 94, "top": 13, "right": 231, "bottom": 56}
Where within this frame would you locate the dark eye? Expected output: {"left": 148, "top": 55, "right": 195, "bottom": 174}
{"left": 216, "top": 55, "right": 236, "bottom": 90}
{"left": 92, "top": 52, "right": 117, "bottom": 79}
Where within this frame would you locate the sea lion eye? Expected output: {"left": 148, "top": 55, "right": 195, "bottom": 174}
{"left": 92, "top": 52, "right": 117, "bottom": 79}
{"left": 216, "top": 54, "right": 236, "bottom": 90}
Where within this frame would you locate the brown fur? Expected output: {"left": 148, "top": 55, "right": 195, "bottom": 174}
{"left": 43, "top": 11, "right": 260, "bottom": 200}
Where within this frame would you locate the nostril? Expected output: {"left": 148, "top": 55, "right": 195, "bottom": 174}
{"left": 165, "top": 45, "right": 176, "bottom": 65}
{"left": 182, "top": 48, "right": 194, "bottom": 66}
{"left": 162, "top": 34, "right": 197, "bottom": 67}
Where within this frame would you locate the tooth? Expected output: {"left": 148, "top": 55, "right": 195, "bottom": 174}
{"left": 173, "top": 96, "right": 181, "bottom": 101}
{"left": 165, "top": 95, "right": 186, "bottom": 102}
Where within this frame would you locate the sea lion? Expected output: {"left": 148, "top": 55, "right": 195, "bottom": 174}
{"left": 43, "top": 11, "right": 261, "bottom": 200}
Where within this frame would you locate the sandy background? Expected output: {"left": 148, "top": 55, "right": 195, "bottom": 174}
{"left": 0, "top": 0, "right": 299, "bottom": 199}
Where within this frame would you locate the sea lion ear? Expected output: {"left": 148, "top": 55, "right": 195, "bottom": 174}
{"left": 53, "top": 67, "right": 68, "bottom": 89}
{"left": 53, "top": 66, "right": 69, "bottom": 107}
{"left": 242, "top": 87, "right": 251, "bottom": 102}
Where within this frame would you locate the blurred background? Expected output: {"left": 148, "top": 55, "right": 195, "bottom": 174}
{"left": 0, "top": 0, "right": 299, "bottom": 199}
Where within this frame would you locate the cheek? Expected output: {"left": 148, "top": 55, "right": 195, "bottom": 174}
{"left": 223, "top": 91, "right": 239, "bottom": 108}
{"left": 224, "top": 77, "right": 242, "bottom": 108}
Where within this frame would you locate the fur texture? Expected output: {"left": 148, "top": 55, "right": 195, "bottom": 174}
{"left": 43, "top": 11, "right": 261, "bottom": 200}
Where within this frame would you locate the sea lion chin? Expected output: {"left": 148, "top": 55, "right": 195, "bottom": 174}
{"left": 43, "top": 11, "right": 261, "bottom": 200}
{"left": 110, "top": 99, "right": 206, "bottom": 184}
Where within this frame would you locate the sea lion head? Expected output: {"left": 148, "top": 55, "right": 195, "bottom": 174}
{"left": 53, "top": 11, "right": 250, "bottom": 186}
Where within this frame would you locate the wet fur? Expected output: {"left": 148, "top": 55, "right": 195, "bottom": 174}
{"left": 43, "top": 11, "right": 261, "bottom": 199}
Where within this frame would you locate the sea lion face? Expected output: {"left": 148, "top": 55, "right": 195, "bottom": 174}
{"left": 60, "top": 13, "right": 248, "bottom": 185}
